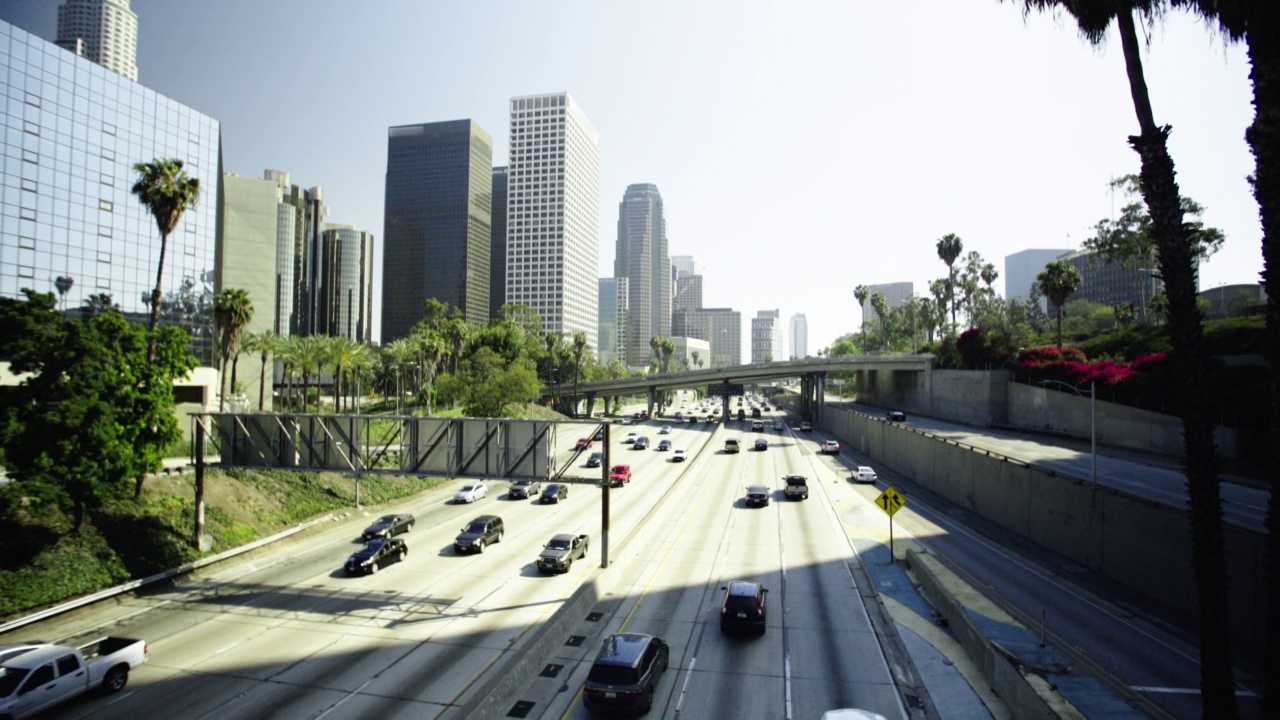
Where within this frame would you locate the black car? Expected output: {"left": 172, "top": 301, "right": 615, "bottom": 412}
{"left": 455, "top": 515, "right": 504, "bottom": 553}
{"left": 745, "top": 485, "right": 770, "bottom": 507}
{"left": 886, "top": 410, "right": 907, "bottom": 422}
{"left": 360, "top": 513, "right": 414, "bottom": 540}
{"left": 586, "top": 451, "right": 603, "bottom": 468}
{"left": 583, "top": 633, "right": 670, "bottom": 714}
{"left": 541, "top": 483, "right": 568, "bottom": 503}
{"left": 344, "top": 537, "right": 407, "bottom": 575}
{"left": 754, "top": 438, "right": 768, "bottom": 451}
{"left": 509, "top": 479, "right": 541, "bottom": 499}
{"left": 593, "top": 428, "right": 606, "bottom": 441}
{"left": 720, "top": 580, "right": 768, "bottom": 634}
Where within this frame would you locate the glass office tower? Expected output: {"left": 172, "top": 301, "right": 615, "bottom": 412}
{"left": 382, "top": 119, "right": 493, "bottom": 342}
{"left": 0, "top": 20, "right": 221, "bottom": 365}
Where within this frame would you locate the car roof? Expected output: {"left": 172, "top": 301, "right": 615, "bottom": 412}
{"left": 746, "top": 485, "right": 768, "bottom": 492}
{"left": 785, "top": 475, "right": 806, "bottom": 481}
{"left": 611, "top": 464, "right": 630, "bottom": 470}
{"left": 0, "top": 644, "right": 65, "bottom": 668}
{"left": 471, "top": 514, "right": 499, "bottom": 522}
{"left": 595, "top": 633, "right": 658, "bottom": 664}
{"left": 727, "top": 580, "right": 762, "bottom": 595}
{"left": 550, "top": 533, "right": 576, "bottom": 542}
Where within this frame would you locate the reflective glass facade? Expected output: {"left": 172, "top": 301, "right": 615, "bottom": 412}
{"left": 382, "top": 119, "right": 492, "bottom": 342}
{"left": 0, "top": 20, "right": 221, "bottom": 365}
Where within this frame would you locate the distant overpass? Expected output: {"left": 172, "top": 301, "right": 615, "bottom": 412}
{"left": 542, "top": 354, "right": 935, "bottom": 423}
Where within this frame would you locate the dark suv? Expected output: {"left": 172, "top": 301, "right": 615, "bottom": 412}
{"left": 582, "top": 633, "right": 670, "bottom": 714}
{"left": 720, "top": 580, "right": 768, "bottom": 634}
{"left": 454, "top": 515, "right": 504, "bottom": 553}
{"left": 744, "top": 485, "right": 770, "bottom": 507}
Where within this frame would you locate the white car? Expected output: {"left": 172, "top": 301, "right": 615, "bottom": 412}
{"left": 658, "top": 426, "right": 671, "bottom": 435}
{"left": 453, "top": 482, "right": 488, "bottom": 503}
{"left": 672, "top": 449, "right": 687, "bottom": 462}
{"left": 852, "top": 466, "right": 878, "bottom": 483}
{"left": 624, "top": 431, "right": 638, "bottom": 444}
{"left": 822, "top": 440, "right": 841, "bottom": 455}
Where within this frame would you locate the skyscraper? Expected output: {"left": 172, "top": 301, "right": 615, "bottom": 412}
{"left": 751, "top": 310, "right": 784, "bottom": 363}
{"left": 55, "top": 0, "right": 137, "bottom": 81}
{"left": 1, "top": 20, "right": 219, "bottom": 365}
{"left": 318, "top": 224, "right": 375, "bottom": 343}
{"left": 680, "top": 308, "right": 742, "bottom": 367}
{"left": 506, "top": 92, "right": 600, "bottom": 347}
{"left": 861, "top": 282, "right": 914, "bottom": 322}
{"left": 789, "top": 313, "right": 808, "bottom": 359}
{"left": 597, "top": 277, "right": 629, "bottom": 366}
{"left": 615, "top": 184, "right": 670, "bottom": 367}
{"left": 489, "top": 166, "right": 508, "bottom": 319}
{"left": 382, "top": 119, "right": 493, "bottom": 342}
{"left": 1005, "top": 248, "right": 1073, "bottom": 311}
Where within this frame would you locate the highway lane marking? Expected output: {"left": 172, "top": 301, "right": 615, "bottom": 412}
{"left": 560, "top": 427, "right": 755, "bottom": 720}
{"left": 675, "top": 655, "right": 697, "bottom": 712}
{"left": 784, "top": 654, "right": 793, "bottom": 720}
{"left": 1131, "top": 686, "right": 1260, "bottom": 697}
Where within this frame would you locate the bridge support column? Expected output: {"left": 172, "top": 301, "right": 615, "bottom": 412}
{"left": 647, "top": 387, "right": 657, "bottom": 418}
{"left": 585, "top": 393, "right": 597, "bottom": 418}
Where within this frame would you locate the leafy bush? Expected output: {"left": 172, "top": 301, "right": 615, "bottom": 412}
{"left": 0, "top": 531, "right": 130, "bottom": 616}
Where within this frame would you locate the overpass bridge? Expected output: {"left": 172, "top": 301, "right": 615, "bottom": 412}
{"left": 544, "top": 354, "right": 935, "bottom": 424}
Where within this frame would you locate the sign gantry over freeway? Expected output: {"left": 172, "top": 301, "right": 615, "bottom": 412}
{"left": 707, "top": 383, "right": 745, "bottom": 395}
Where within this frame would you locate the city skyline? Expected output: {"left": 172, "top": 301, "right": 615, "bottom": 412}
{"left": 0, "top": 1, "right": 1263, "bottom": 357}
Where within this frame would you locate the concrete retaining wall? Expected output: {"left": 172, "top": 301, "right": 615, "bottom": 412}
{"left": 823, "top": 406, "right": 1268, "bottom": 665}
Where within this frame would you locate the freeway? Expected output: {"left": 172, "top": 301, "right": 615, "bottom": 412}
{"left": 830, "top": 400, "right": 1268, "bottom": 534}
{"left": 509, "top": 402, "right": 910, "bottom": 719}
{"left": 6, "top": 401, "right": 912, "bottom": 720}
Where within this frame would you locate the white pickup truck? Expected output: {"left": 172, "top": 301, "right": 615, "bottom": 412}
{"left": 0, "top": 636, "right": 148, "bottom": 719}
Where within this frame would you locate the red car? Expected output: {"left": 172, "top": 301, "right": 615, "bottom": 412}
{"left": 575, "top": 437, "right": 593, "bottom": 450}
{"left": 608, "top": 464, "right": 632, "bottom": 487}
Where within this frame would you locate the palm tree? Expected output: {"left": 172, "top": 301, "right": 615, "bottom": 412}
{"left": 241, "top": 330, "right": 281, "bottom": 412}
{"left": 131, "top": 159, "right": 201, "bottom": 362}
{"left": 1034, "top": 261, "right": 1083, "bottom": 348}
{"left": 660, "top": 338, "right": 676, "bottom": 374}
{"left": 347, "top": 343, "right": 378, "bottom": 413}
{"left": 383, "top": 337, "right": 417, "bottom": 413}
{"left": 870, "top": 292, "right": 890, "bottom": 352}
{"left": 214, "top": 288, "right": 254, "bottom": 412}
{"left": 326, "top": 336, "right": 358, "bottom": 413}
{"left": 935, "top": 233, "right": 963, "bottom": 329}
{"left": 854, "top": 285, "right": 870, "bottom": 352}
{"left": 691, "top": 350, "right": 702, "bottom": 369}
{"left": 1009, "top": 4, "right": 1238, "bottom": 714}
{"left": 1163, "top": 4, "right": 1280, "bottom": 708}
{"left": 412, "top": 330, "right": 448, "bottom": 415}
{"left": 571, "top": 331, "right": 588, "bottom": 415}
{"left": 292, "top": 336, "right": 326, "bottom": 413}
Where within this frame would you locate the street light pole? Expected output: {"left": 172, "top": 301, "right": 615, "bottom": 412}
{"left": 1038, "top": 379, "right": 1096, "bottom": 491}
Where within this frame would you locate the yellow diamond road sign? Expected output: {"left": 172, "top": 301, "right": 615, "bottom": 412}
{"left": 875, "top": 486, "right": 906, "bottom": 518}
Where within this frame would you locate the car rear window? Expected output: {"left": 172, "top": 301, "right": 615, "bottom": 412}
{"left": 725, "top": 594, "right": 756, "bottom": 611}
{"left": 587, "top": 664, "right": 637, "bottom": 685}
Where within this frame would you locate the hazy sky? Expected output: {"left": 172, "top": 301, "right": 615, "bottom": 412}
{"left": 2, "top": 0, "right": 1260, "bottom": 355}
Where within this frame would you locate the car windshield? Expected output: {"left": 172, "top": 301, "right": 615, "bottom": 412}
{"left": 548, "top": 538, "right": 571, "bottom": 550}
{"left": 376, "top": 515, "right": 396, "bottom": 524}
{"left": 514, "top": 480, "right": 530, "bottom": 487}
{"left": 544, "top": 485, "right": 559, "bottom": 492}
{"left": 465, "top": 521, "right": 488, "bottom": 533}
{"left": 0, "top": 666, "right": 29, "bottom": 698}
{"left": 460, "top": 485, "right": 476, "bottom": 492}
{"left": 362, "top": 539, "right": 385, "bottom": 551}
{"left": 611, "top": 466, "right": 626, "bottom": 473}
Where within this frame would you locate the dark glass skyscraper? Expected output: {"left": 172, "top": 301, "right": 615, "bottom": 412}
{"left": 382, "top": 119, "right": 492, "bottom": 342}
{"left": 489, "top": 166, "right": 508, "bottom": 319}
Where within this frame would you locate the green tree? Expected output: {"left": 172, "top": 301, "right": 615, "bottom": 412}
{"left": 571, "top": 331, "right": 589, "bottom": 414}
{"left": 291, "top": 335, "right": 327, "bottom": 413}
{"left": 325, "top": 336, "right": 359, "bottom": 414}
{"left": 131, "top": 159, "right": 201, "bottom": 362}
{"left": 660, "top": 338, "right": 676, "bottom": 374}
{"left": 411, "top": 329, "right": 448, "bottom": 415}
{"left": 213, "top": 288, "right": 254, "bottom": 412}
{"left": 1034, "top": 260, "right": 1084, "bottom": 348}
{"left": 0, "top": 291, "right": 196, "bottom": 530}
{"left": 936, "top": 233, "right": 963, "bottom": 329}
{"left": 691, "top": 350, "right": 703, "bottom": 369}
{"left": 437, "top": 347, "right": 540, "bottom": 417}
{"left": 1085, "top": 175, "right": 1225, "bottom": 323}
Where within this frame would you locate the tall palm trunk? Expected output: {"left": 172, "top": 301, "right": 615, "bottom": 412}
{"left": 1242, "top": 8, "right": 1280, "bottom": 716}
{"left": 147, "top": 230, "right": 169, "bottom": 362}
{"left": 258, "top": 353, "right": 269, "bottom": 412}
{"left": 1117, "top": 11, "right": 1235, "bottom": 717}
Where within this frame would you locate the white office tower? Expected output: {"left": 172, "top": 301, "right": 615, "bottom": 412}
{"left": 789, "top": 313, "right": 808, "bottom": 359}
{"left": 752, "top": 310, "right": 784, "bottom": 363}
{"left": 56, "top": 0, "right": 138, "bottom": 81}
{"left": 615, "top": 184, "right": 671, "bottom": 367}
{"left": 506, "top": 92, "right": 600, "bottom": 348}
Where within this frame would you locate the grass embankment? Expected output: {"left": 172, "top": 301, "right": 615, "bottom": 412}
{"left": 0, "top": 468, "right": 448, "bottom": 618}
